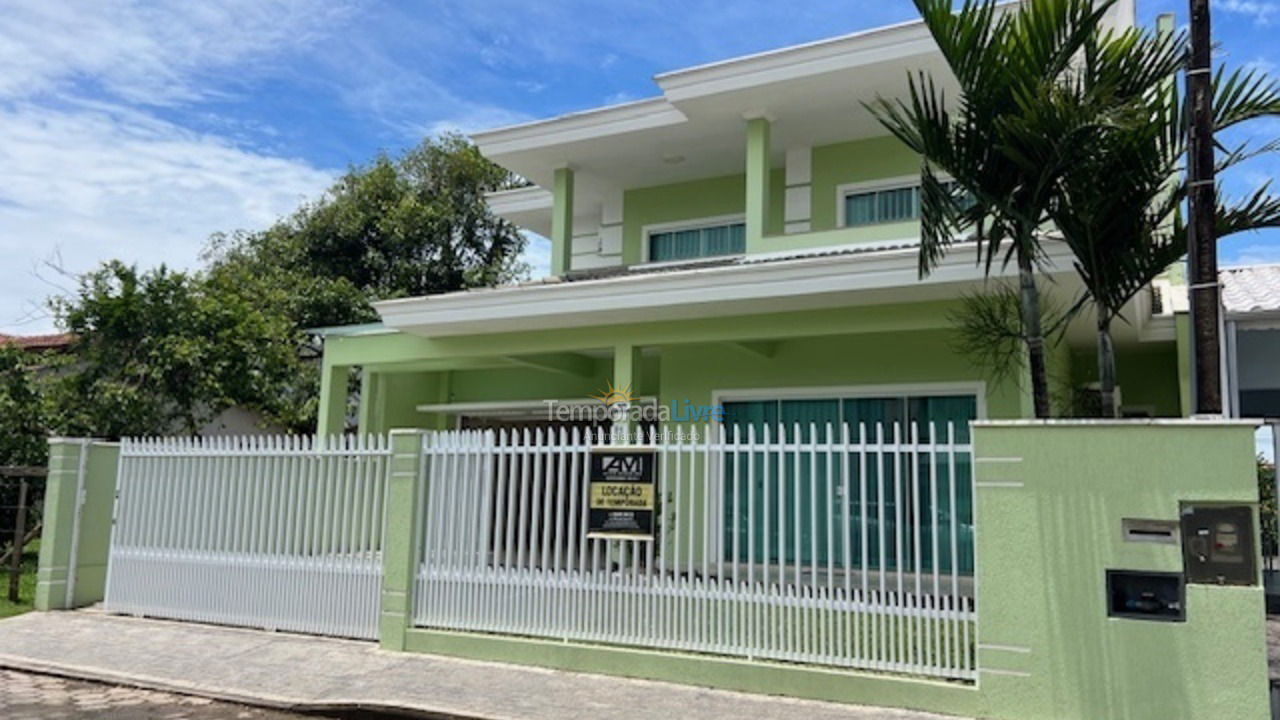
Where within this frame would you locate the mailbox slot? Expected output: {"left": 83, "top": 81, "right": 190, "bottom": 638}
{"left": 1122, "top": 518, "right": 1179, "bottom": 545}
{"left": 1106, "top": 570, "right": 1185, "bottom": 622}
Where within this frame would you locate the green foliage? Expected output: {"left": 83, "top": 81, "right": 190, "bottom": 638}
{"left": 949, "top": 281, "right": 1067, "bottom": 386}
{"left": 868, "top": 0, "right": 1130, "bottom": 417}
{"left": 1260, "top": 458, "right": 1277, "bottom": 559}
{"left": 0, "top": 345, "right": 50, "bottom": 466}
{"left": 204, "top": 133, "right": 528, "bottom": 311}
{"left": 46, "top": 261, "right": 298, "bottom": 438}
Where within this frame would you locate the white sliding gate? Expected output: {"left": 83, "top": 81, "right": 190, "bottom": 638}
{"left": 413, "top": 424, "right": 977, "bottom": 681}
{"left": 104, "top": 435, "right": 390, "bottom": 640}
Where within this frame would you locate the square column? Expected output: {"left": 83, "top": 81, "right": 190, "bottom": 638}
{"left": 612, "top": 343, "right": 643, "bottom": 437}
{"left": 551, "top": 166, "right": 575, "bottom": 277}
{"left": 744, "top": 115, "right": 773, "bottom": 246}
{"left": 379, "top": 429, "right": 427, "bottom": 650}
{"left": 317, "top": 362, "right": 351, "bottom": 437}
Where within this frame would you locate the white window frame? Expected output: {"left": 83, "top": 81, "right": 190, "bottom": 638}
{"left": 835, "top": 174, "right": 954, "bottom": 229}
{"left": 639, "top": 213, "right": 747, "bottom": 267}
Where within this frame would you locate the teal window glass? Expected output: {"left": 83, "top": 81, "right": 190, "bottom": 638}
{"left": 649, "top": 222, "right": 745, "bottom": 262}
{"left": 843, "top": 181, "right": 971, "bottom": 227}
{"left": 721, "top": 393, "right": 977, "bottom": 574}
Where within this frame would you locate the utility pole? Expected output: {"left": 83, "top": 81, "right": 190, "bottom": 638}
{"left": 1187, "top": 0, "right": 1222, "bottom": 415}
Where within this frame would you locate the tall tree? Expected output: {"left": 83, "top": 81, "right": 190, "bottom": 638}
{"left": 1048, "top": 57, "right": 1280, "bottom": 416}
{"left": 0, "top": 344, "right": 49, "bottom": 467}
{"left": 869, "top": 0, "right": 1120, "bottom": 417}
{"left": 198, "top": 133, "right": 529, "bottom": 431}
{"left": 47, "top": 261, "right": 298, "bottom": 438}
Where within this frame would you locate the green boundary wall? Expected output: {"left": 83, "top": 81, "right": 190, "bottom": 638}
{"left": 35, "top": 422, "right": 1270, "bottom": 719}
{"left": 35, "top": 439, "right": 119, "bottom": 610}
{"left": 380, "top": 421, "right": 1268, "bottom": 719}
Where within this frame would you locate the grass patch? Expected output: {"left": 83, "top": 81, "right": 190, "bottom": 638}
{"left": 0, "top": 539, "right": 40, "bottom": 618}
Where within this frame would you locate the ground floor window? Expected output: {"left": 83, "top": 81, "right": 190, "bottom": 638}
{"left": 720, "top": 392, "right": 976, "bottom": 575}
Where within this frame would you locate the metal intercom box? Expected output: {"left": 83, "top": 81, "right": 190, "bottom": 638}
{"left": 1180, "top": 504, "right": 1257, "bottom": 586}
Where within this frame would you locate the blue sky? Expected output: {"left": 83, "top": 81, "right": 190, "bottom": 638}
{"left": 1, "top": 0, "right": 1278, "bottom": 334}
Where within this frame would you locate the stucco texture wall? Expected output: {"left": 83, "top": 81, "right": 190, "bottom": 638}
{"left": 973, "top": 421, "right": 1269, "bottom": 720}
{"left": 658, "top": 329, "right": 1028, "bottom": 423}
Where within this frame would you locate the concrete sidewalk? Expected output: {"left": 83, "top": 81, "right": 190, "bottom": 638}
{"left": 0, "top": 611, "right": 959, "bottom": 720}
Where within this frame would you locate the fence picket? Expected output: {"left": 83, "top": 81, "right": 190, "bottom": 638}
{"left": 104, "top": 434, "right": 390, "bottom": 640}
{"left": 413, "top": 422, "right": 976, "bottom": 681}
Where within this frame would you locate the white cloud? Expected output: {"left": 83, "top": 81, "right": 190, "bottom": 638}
{"left": 1225, "top": 240, "right": 1280, "bottom": 266}
{"left": 0, "top": 0, "right": 353, "bottom": 105}
{"left": 1218, "top": 0, "right": 1280, "bottom": 26}
{"left": 0, "top": 102, "right": 334, "bottom": 332}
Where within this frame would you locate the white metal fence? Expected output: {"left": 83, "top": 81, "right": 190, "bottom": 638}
{"left": 104, "top": 435, "right": 391, "bottom": 640}
{"left": 413, "top": 424, "right": 976, "bottom": 681}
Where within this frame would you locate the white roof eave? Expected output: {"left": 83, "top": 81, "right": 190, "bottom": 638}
{"left": 375, "top": 242, "right": 1077, "bottom": 338}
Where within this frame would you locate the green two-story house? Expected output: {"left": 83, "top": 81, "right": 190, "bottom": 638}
{"left": 318, "top": 2, "right": 1187, "bottom": 439}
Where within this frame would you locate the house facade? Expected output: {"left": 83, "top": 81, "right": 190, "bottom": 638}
{"left": 318, "top": 2, "right": 1185, "bottom": 439}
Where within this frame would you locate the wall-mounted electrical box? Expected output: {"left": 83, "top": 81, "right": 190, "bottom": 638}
{"left": 1180, "top": 504, "right": 1257, "bottom": 586}
{"left": 1106, "top": 570, "right": 1185, "bottom": 622}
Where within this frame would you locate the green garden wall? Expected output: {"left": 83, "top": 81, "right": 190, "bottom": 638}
{"left": 35, "top": 439, "right": 120, "bottom": 610}
{"left": 383, "top": 420, "right": 1268, "bottom": 720}
{"left": 973, "top": 420, "right": 1269, "bottom": 720}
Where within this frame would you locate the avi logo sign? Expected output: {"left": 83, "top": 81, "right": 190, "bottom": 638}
{"left": 587, "top": 448, "right": 656, "bottom": 540}
{"left": 600, "top": 454, "right": 643, "bottom": 476}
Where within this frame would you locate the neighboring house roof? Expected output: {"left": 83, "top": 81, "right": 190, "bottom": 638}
{"left": 1221, "top": 264, "right": 1280, "bottom": 316}
{"left": 0, "top": 332, "right": 74, "bottom": 351}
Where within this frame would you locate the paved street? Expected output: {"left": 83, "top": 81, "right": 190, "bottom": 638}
{"left": 0, "top": 669, "right": 342, "bottom": 720}
{"left": 0, "top": 611, "right": 954, "bottom": 720}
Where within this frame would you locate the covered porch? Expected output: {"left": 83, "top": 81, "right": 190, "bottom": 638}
{"left": 317, "top": 245, "right": 1098, "bottom": 437}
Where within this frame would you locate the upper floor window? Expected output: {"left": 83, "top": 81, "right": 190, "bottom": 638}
{"left": 840, "top": 179, "right": 967, "bottom": 228}
{"left": 647, "top": 218, "right": 746, "bottom": 263}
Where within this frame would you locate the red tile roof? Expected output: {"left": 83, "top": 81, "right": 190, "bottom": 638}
{"left": 0, "top": 333, "right": 75, "bottom": 350}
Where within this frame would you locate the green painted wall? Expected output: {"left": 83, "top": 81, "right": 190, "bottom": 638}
{"left": 810, "top": 135, "right": 920, "bottom": 233}
{"left": 36, "top": 439, "right": 119, "bottom": 610}
{"left": 975, "top": 421, "right": 1268, "bottom": 720}
{"left": 614, "top": 134, "right": 924, "bottom": 263}
{"left": 620, "top": 170, "right": 786, "bottom": 265}
{"left": 658, "top": 329, "right": 1026, "bottom": 423}
{"left": 1069, "top": 343, "right": 1182, "bottom": 417}
{"left": 382, "top": 421, "right": 1267, "bottom": 719}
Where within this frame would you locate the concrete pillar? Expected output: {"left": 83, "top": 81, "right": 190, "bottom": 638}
{"left": 379, "top": 429, "right": 427, "bottom": 650}
{"left": 317, "top": 362, "right": 350, "bottom": 437}
{"left": 612, "top": 344, "right": 643, "bottom": 437}
{"left": 35, "top": 439, "right": 119, "bottom": 610}
{"left": 551, "top": 166, "right": 575, "bottom": 276}
{"left": 357, "top": 370, "right": 387, "bottom": 435}
{"left": 744, "top": 115, "right": 772, "bottom": 247}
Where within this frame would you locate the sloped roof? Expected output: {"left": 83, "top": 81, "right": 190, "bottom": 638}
{"left": 1221, "top": 264, "right": 1280, "bottom": 315}
{"left": 0, "top": 332, "right": 74, "bottom": 350}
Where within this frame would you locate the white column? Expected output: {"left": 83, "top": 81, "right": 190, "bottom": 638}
{"left": 784, "top": 146, "right": 811, "bottom": 234}
{"left": 598, "top": 189, "right": 624, "bottom": 265}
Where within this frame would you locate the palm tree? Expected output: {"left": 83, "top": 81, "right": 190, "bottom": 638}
{"left": 869, "top": 0, "right": 1122, "bottom": 418}
{"left": 1048, "top": 58, "right": 1280, "bottom": 417}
